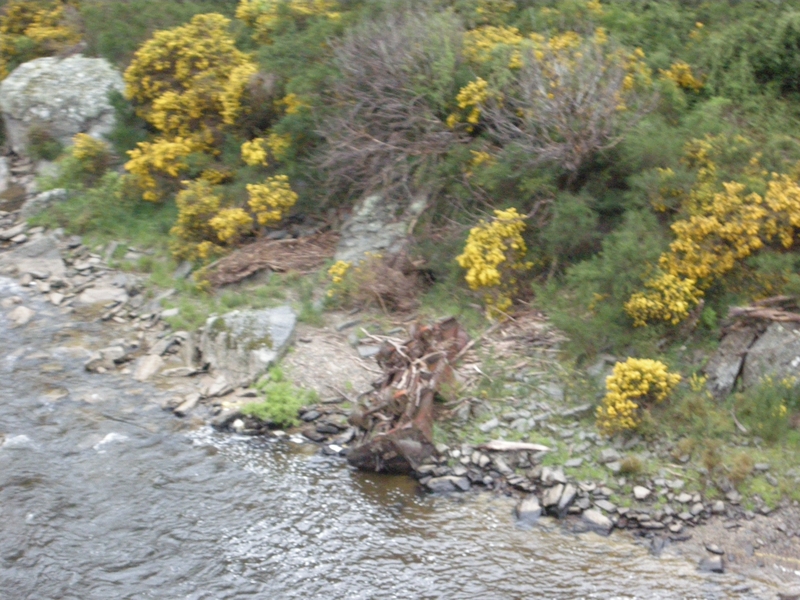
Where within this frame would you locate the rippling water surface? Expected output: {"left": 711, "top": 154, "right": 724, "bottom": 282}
{"left": 0, "top": 276, "right": 769, "bottom": 599}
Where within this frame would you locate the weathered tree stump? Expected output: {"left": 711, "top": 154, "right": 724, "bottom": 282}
{"left": 346, "top": 317, "right": 469, "bottom": 474}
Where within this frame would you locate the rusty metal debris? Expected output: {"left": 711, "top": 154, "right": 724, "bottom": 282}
{"left": 346, "top": 317, "right": 470, "bottom": 474}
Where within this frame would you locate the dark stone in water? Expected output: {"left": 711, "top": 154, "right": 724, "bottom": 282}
{"left": 699, "top": 556, "right": 724, "bottom": 573}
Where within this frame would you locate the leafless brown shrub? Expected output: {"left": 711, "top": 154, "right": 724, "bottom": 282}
{"left": 341, "top": 253, "right": 423, "bottom": 313}
{"left": 481, "top": 37, "right": 657, "bottom": 175}
{"left": 316, "top": 9, "right": 464, "bottom": 202}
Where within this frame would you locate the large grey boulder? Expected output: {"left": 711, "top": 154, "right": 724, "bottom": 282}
{"left": 199, "top": 306, "right": 296, "bottom": 387}
{"left": 334, "top": 193, "right": 427, "bottom": 264}
{"left": 0, "top": 55, "right": 124, "bottom": 155}
{"left": 742, "top": 322, "right": 800, "bottom": 388}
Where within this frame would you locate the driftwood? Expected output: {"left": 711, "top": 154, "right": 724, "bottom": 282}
{"left": 726, "top": 296, "right": 800, "bottom": 324}
{"left": 346, "top": 317, "right": 470, "bottom": 474}
{"left": 478, "top": 440, "right": 551, "bottom": 453}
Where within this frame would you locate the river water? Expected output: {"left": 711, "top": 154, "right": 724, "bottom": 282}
{"left": 0, "top": 276, "right": 772, "bottom": 599}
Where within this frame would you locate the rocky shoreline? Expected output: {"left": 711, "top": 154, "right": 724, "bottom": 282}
{"left": 2, "top": 195, "right": 800, "bottom": 592}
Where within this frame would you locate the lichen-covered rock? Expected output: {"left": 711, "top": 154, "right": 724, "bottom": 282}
{"left": 704, "top": 327, "right": 758, "bottom": 396}
{"left": 199, "top": 306, "right": 296, "bottom": 386}
{"left": 334, "top": 193, "right": 427, "bottom": 264}
{"left": 742, "top": 322, "right": 800, "bottom": 388}
{"left": 0, "top": 56, "right": 124, "bottom": 155}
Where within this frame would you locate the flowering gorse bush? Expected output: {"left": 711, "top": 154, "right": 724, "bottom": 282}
{"left": 625, "top": 272, "right": 703, "bottom": 327}
{"left": 70, "top": 133, "right": 112, "bottom": 178}
{"left": 326, "top": 260, "right": 351, "bottom": 298}
{"left": 236, "top": 0, "right": 339, "bottom": 42}
{"left": 123, "top": 13, "right": 256, "bottom": 201}
{"left": 125, "top": 136, "right": 202, "bottom": 202}
{"left": 0, "top": 0, "right": 81, "bottom": 79}
{"left": 596, "top": 358, "right": 681, "bottom": 435}
{"left": 627, "top": 138, "right": 800, "bottom": 326}
{"left": 169, "top": 173, "right": 299, "bottom": 261}
{"left": 456, "top": 207, "right": 531, "bottom": 317}
{"left": 660, "top": 60, "right": 704, "bottom": 92}
{"left": 241, "top": 138, "right": 269, "bottom": 167}
{"left": 247, "top": 175, "right": 298, "bottom": 226}
{"left": 170, "top": 180, "right": 225, "bottom": 261}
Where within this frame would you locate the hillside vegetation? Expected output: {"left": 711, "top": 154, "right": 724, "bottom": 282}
{"left": 3, "top": 0, "right": 800, "bottom": 456}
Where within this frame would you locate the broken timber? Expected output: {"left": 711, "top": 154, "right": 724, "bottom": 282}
{"left": 346, "top": 317, "right": 469, "bottom": 474}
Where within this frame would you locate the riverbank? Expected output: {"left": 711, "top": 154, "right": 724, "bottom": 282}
{"left": 1, "top": 205, "right": 800, "bottom": 595}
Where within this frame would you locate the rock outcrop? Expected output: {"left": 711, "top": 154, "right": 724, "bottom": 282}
{"left": 334, "top": 193, "right": 427, "bottom": 264}
{"left": 742, "top": 322, "right": 800, "bottom": 388}
{"left": 199, "top": 306, "right": 296, "bottom": 387}
{"left": 0, "top": 55, "right": 124, "bottom": 155}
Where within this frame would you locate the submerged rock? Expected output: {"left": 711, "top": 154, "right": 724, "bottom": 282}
{"left": 516, "top": 495, "right": 542, "bottom": 523}
{"left": 199, "top": 306, "right": 296, "bottom": 387}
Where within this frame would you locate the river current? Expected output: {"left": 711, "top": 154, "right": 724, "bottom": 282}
{"left": 0, "top": 275, "right": 773, "bottom": 599}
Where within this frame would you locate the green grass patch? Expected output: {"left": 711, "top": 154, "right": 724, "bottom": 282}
{"left": 241, "top": 368, "right": 318, "bottom": 428}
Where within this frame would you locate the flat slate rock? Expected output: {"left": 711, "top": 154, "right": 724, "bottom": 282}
{"left": 199, "top": 306, "right": 296, "bottom": 387}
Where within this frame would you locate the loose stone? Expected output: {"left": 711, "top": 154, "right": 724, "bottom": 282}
{"left": 699, "top": 556, "right": 724, "bottom": 573}
{"left": 582, "top": 509, "right": 613, "bottom": 536}
{"left": 516, "top": 496, "right": 542, "bottom": 523}
{"left": 426, "top": 476, "right": 470, "bottom": 493}
{"left": 594, "top": 499, "right": 617, "bottom": 513}
{"left": 174, "top": 393, "right": 200, "bottom": 417}
{"left": 478, "top": 417, "right": 499, "bottom": 433}
{"left": 633, "top": 486, "right": 652, "bottom": 501}
{"left": 133, "top": 354, "right": 163, "bottom": 382}
{"left": 705, "top": 543, "right": 724, "bottom": 555}
{"left": 8, "top": 305, "right": 35, "bottom": 327}
{"left": 558, "top": 484, "right": 577, "bottom": 513}
{"left": 543, "top": 484, "right": 565, "bottom": 508}
{"left": 599, "top": 448, "right": 621, "bottom": 464}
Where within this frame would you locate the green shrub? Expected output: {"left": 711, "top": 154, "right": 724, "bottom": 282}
{"left": 734, "top": 377, "right": 800, "bottom": 444}
{"left": 241, "top": 368, "right": 317, "bottom": 428}
{"left": 30, "top": 172, "right": 176, "bottom": 249}
{"left": 539, "top": 210, "right": 666, "bottom": 356}
{"left": 541, "top": 190, "right": 599, "bottom": 264}
{"left": 80, "top": 0, "right": 238, "bottom": 66}
{"left": 27, "top": 124, "right": 63, "bottom": 161}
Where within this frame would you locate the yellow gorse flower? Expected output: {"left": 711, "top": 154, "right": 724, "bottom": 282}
{"left": 456, "top": 207, "right": 531, "bottom": 317}
{"left": 241, "top": 138, "right": 269, "bottom": 167}
{"left": 596, "top": 358, "right": 681, "bottom": 435}
{"left": 0, "top": 0, "right": 81, "bottom": 80}
{"left": 236, "top": 0, "right": 339, "bottom": 42}
{"left": 247, "top": 175, "right": 298, "bottom": 226}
